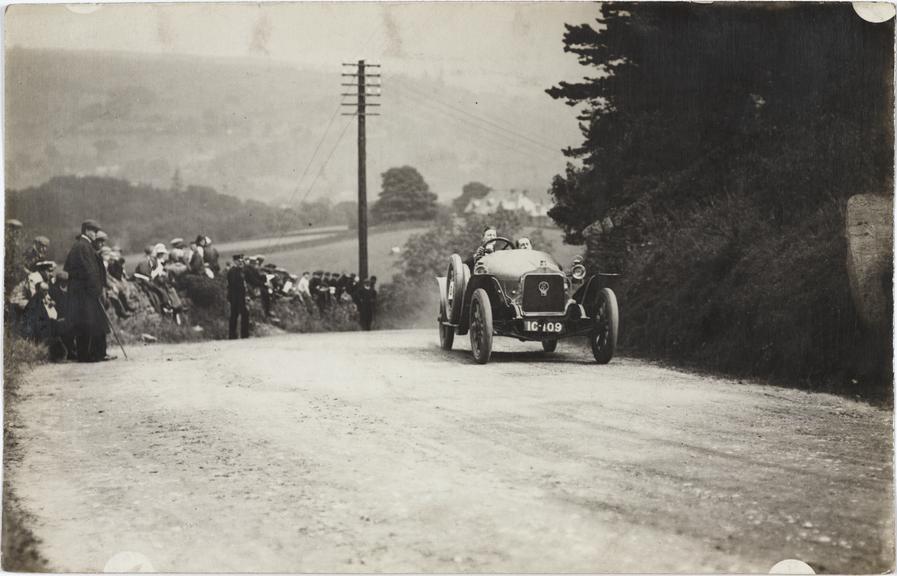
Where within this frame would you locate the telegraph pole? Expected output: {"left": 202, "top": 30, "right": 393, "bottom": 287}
{"left": 342, "top": 60, "right": 380, "bottom": 280}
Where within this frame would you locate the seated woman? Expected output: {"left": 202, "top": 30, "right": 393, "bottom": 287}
{"left": 516, "top": 237, "right": 533, "bottom": 250}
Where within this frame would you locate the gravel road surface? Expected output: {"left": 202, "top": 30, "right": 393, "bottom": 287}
{"left": 4, "top": 329, "right": 893, "bottom": 572}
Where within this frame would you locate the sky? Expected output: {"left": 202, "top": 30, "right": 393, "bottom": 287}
{"left": 4, "top": 1, "right": 603, "bottom": 202}
{"left": 5, "top": 2, "right": 600, "bottom": 94}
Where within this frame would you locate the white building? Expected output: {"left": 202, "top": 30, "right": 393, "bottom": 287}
{"left": 465, "top": 189, "right": 550, "bottom": 223}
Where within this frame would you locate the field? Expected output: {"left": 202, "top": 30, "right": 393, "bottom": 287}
{"left": 120, "top": 223, "right": 582, "bottom": 279}
{"left": 259, "top": 227, "right": 429, "bottom": 277}
{"left": 254, "top": 225, "right": 581, "bottom": 278}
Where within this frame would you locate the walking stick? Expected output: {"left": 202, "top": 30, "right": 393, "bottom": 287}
{"left": 98, "top": 297, "right": 129, "bottom": 360}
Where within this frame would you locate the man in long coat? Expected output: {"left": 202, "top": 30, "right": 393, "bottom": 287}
{"left": 63, "top": 219, "right": 109, "bottom": 362}
{"left": 227, "top": 254, "right": 250, "bottom": 339}
{"left": 355, "top": 277, "right": 377, "bottom": 331}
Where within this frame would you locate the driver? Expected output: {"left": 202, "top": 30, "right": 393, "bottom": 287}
{"left": 475, "top": 227, "right": 498, "bottom": 260}
{"left": 516, "top": 237, "right": 532, "bottom": 250}
{"left": 464, "top": 226, "right": 498, "bottom": 270}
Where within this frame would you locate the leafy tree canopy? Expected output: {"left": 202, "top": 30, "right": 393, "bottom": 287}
{"left": 452, "top": 181, "right": 493, "bottom": 213}
{"left": 371, "top": 166, "right": 439, "bottom": 224}
{"left": 546, "top": 2, "right": 893, "bottom": 244}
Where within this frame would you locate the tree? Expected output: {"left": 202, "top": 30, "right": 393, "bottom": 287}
{"left": 542, "top": 3, "right": 894, "bottom": 388}
{"left": 452, "top": 181, "right": 492, "bottom": 213}
{"left": 545, "top": 3, "right": 894, "bottom": 243}
{"left": 371, "top": 166, "right": 439, "bottom": 223}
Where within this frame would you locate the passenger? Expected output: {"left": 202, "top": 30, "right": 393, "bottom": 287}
{"left": 516, "top": 237, "right": 533, "bottom": 250}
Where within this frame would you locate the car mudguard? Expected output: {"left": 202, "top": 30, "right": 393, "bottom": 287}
{"left": 575, "top": 275, "right": 603, "bottom": 317}
{"left": 458, "top": 275, "right": 513, "bottom": 334}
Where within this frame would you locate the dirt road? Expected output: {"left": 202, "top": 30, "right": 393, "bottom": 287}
{"left": 4, "top": 330, "right": 893, "bottom": 572}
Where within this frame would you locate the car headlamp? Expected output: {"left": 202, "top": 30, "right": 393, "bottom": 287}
{"left": 474, "top": 263, "right": 488, "bottom": 275}
{"left": 571, "top": 264, "right": 587, "bottom": 280}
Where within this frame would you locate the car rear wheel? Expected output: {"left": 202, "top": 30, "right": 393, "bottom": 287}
{"left": 469, "top": 288, "right": 493, "bottom": 364}
{"left": 542, "top": 339, "right": 558, "bottom": 353}
{"left": 591, "top": 288, "right": 619, "bottom": 364}
{"left": 439, "top": 322, "right": 454, "bottom": 350}
{"left": 447, "top": 254, "right": 467, "bottom": 324}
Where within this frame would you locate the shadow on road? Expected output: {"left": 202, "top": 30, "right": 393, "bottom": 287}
{"left": 406, "top": 342, "right": 597, "bottom": 366}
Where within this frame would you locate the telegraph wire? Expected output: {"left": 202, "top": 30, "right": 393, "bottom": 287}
{"left": 390, "top": 82, "right": 554, "bottom": 163}
{"left": 393, "top": 76, "right": 564, "bottom": 153}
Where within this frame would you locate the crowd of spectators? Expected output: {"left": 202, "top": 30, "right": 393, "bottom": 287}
{"left": 5, "top": 219, "right": 379, "bottom": 360}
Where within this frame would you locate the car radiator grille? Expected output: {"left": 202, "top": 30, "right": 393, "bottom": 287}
{"left": 521, "top": 274, "right": 566, "bottom": 313}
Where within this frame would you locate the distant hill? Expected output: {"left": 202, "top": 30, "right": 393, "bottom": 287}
{"left": 5, "top": 175, "right": 312, "bottom": 259}
{"left": 5, "top": 48, "right": 571, "bottom": 206}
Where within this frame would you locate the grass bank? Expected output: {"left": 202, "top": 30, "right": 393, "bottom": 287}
{"left": 2, "top": 334, "right": 50, "bottom": 571}
{"left": 589, "top": 195, "right": 892, "bottom": 403}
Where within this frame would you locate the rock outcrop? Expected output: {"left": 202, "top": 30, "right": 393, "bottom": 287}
{"left": 846, "top": 194, "right": 893, "bottom": 335}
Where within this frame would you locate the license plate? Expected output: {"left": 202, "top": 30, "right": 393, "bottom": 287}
{"left": 524, "top": 320, "right": 564, "bottom": 333}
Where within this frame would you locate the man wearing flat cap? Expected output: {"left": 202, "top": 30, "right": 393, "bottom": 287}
{"left": 63, "top": 219, "right": 110, "bottom": 362}
{"left": 227, "top": 254, "right": 250, "bottom": 339}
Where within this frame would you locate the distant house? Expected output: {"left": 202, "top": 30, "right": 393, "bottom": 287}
{"left": 464, "top": 189, "right": 551, "bottom": 226}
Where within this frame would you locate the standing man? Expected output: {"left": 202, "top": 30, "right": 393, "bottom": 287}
{"left": 63, "top": 219, "right": 109, "bottom": 362}
{"left": 355, "top": 277, "right": 377, "bottom": 331}
{"left": 227, "top": 254, "right": 250, "bottom": 339}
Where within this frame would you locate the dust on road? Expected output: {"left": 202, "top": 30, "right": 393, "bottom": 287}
{"left": 3, "top": 329, "right": 893, "bottom": 572}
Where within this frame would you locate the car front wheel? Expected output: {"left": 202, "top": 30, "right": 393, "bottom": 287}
{"left": 469, "top": 288, "right": 493, "bottom": 364}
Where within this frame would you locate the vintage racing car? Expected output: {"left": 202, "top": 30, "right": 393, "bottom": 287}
{"left": 436, "top": 237, "right": 619, "bottom": 364}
